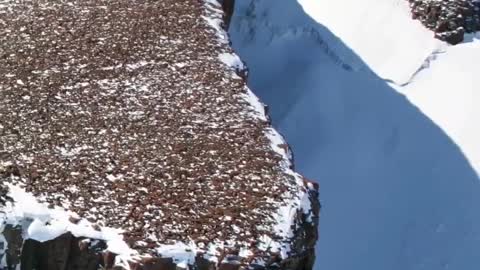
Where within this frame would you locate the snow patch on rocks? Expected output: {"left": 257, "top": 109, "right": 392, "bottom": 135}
{"left": 0, "top": 183, "right": 138, "bottom": 269}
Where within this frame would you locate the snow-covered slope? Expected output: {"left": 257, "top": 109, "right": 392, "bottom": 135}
{"left": 298, "top": 0, "right": 480, "bottom": 173}
{"left": 297, "top": 0, "right": 443, "bottom": 85}
{"left": 229, "top": 0, "right": 480, "bottom": 269}
{"left": 399, "top": 35, "right": 480, "bottom": 174}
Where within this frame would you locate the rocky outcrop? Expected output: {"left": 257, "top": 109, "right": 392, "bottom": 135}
{"left": 221, "top": 0, "right": 236, "bottom": 30}
{"left": 407, "top": 0, "right": 480, "bottom": 44}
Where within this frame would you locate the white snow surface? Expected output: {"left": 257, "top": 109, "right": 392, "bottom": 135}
{"left": 298, "top": 0, "right": 444, "bottom": 85}
{"left": 401, "top": 34, "right": 480, "bottom": 174}
{"left": 229, "top": 0, "right": 480, "bottom": 269}
{"left": 298, "top": 0, "right": 480, "bottom": 178}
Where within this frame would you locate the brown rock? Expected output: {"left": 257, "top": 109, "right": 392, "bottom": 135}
{"left": 218, "top": 263, "right": 241, "bottom": 270}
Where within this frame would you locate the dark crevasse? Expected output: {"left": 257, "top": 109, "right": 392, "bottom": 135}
{"left": 228, "top": 0, "right": 480, "bottom": 269}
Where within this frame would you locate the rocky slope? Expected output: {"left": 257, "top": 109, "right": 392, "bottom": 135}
{"left": 0, "top": 0, "right": 319, "bottom": 269}
{"left": 408, "top": 0, "right": 480, "bottom": 44}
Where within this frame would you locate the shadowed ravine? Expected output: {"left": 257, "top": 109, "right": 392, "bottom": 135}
{"left": 228, "top": 0, "right": 480, "bottom": 269}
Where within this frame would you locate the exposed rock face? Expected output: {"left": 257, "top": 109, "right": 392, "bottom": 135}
{"left": 407, "top": 0, "right": 480, "bottom": 44}
{"left": 221, "top": 0, "right": 236, "bottom": 30}
{"left": 0, "top": 0, "right": 319, "bottom": 269}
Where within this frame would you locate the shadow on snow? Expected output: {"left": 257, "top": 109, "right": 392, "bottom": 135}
{"left": 229, "top": 1, "right": 480, "bottom": 269}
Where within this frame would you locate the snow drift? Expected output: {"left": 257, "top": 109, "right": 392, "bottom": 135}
{"left": 229, "top": 0, "right": 480, "bottom": 269}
